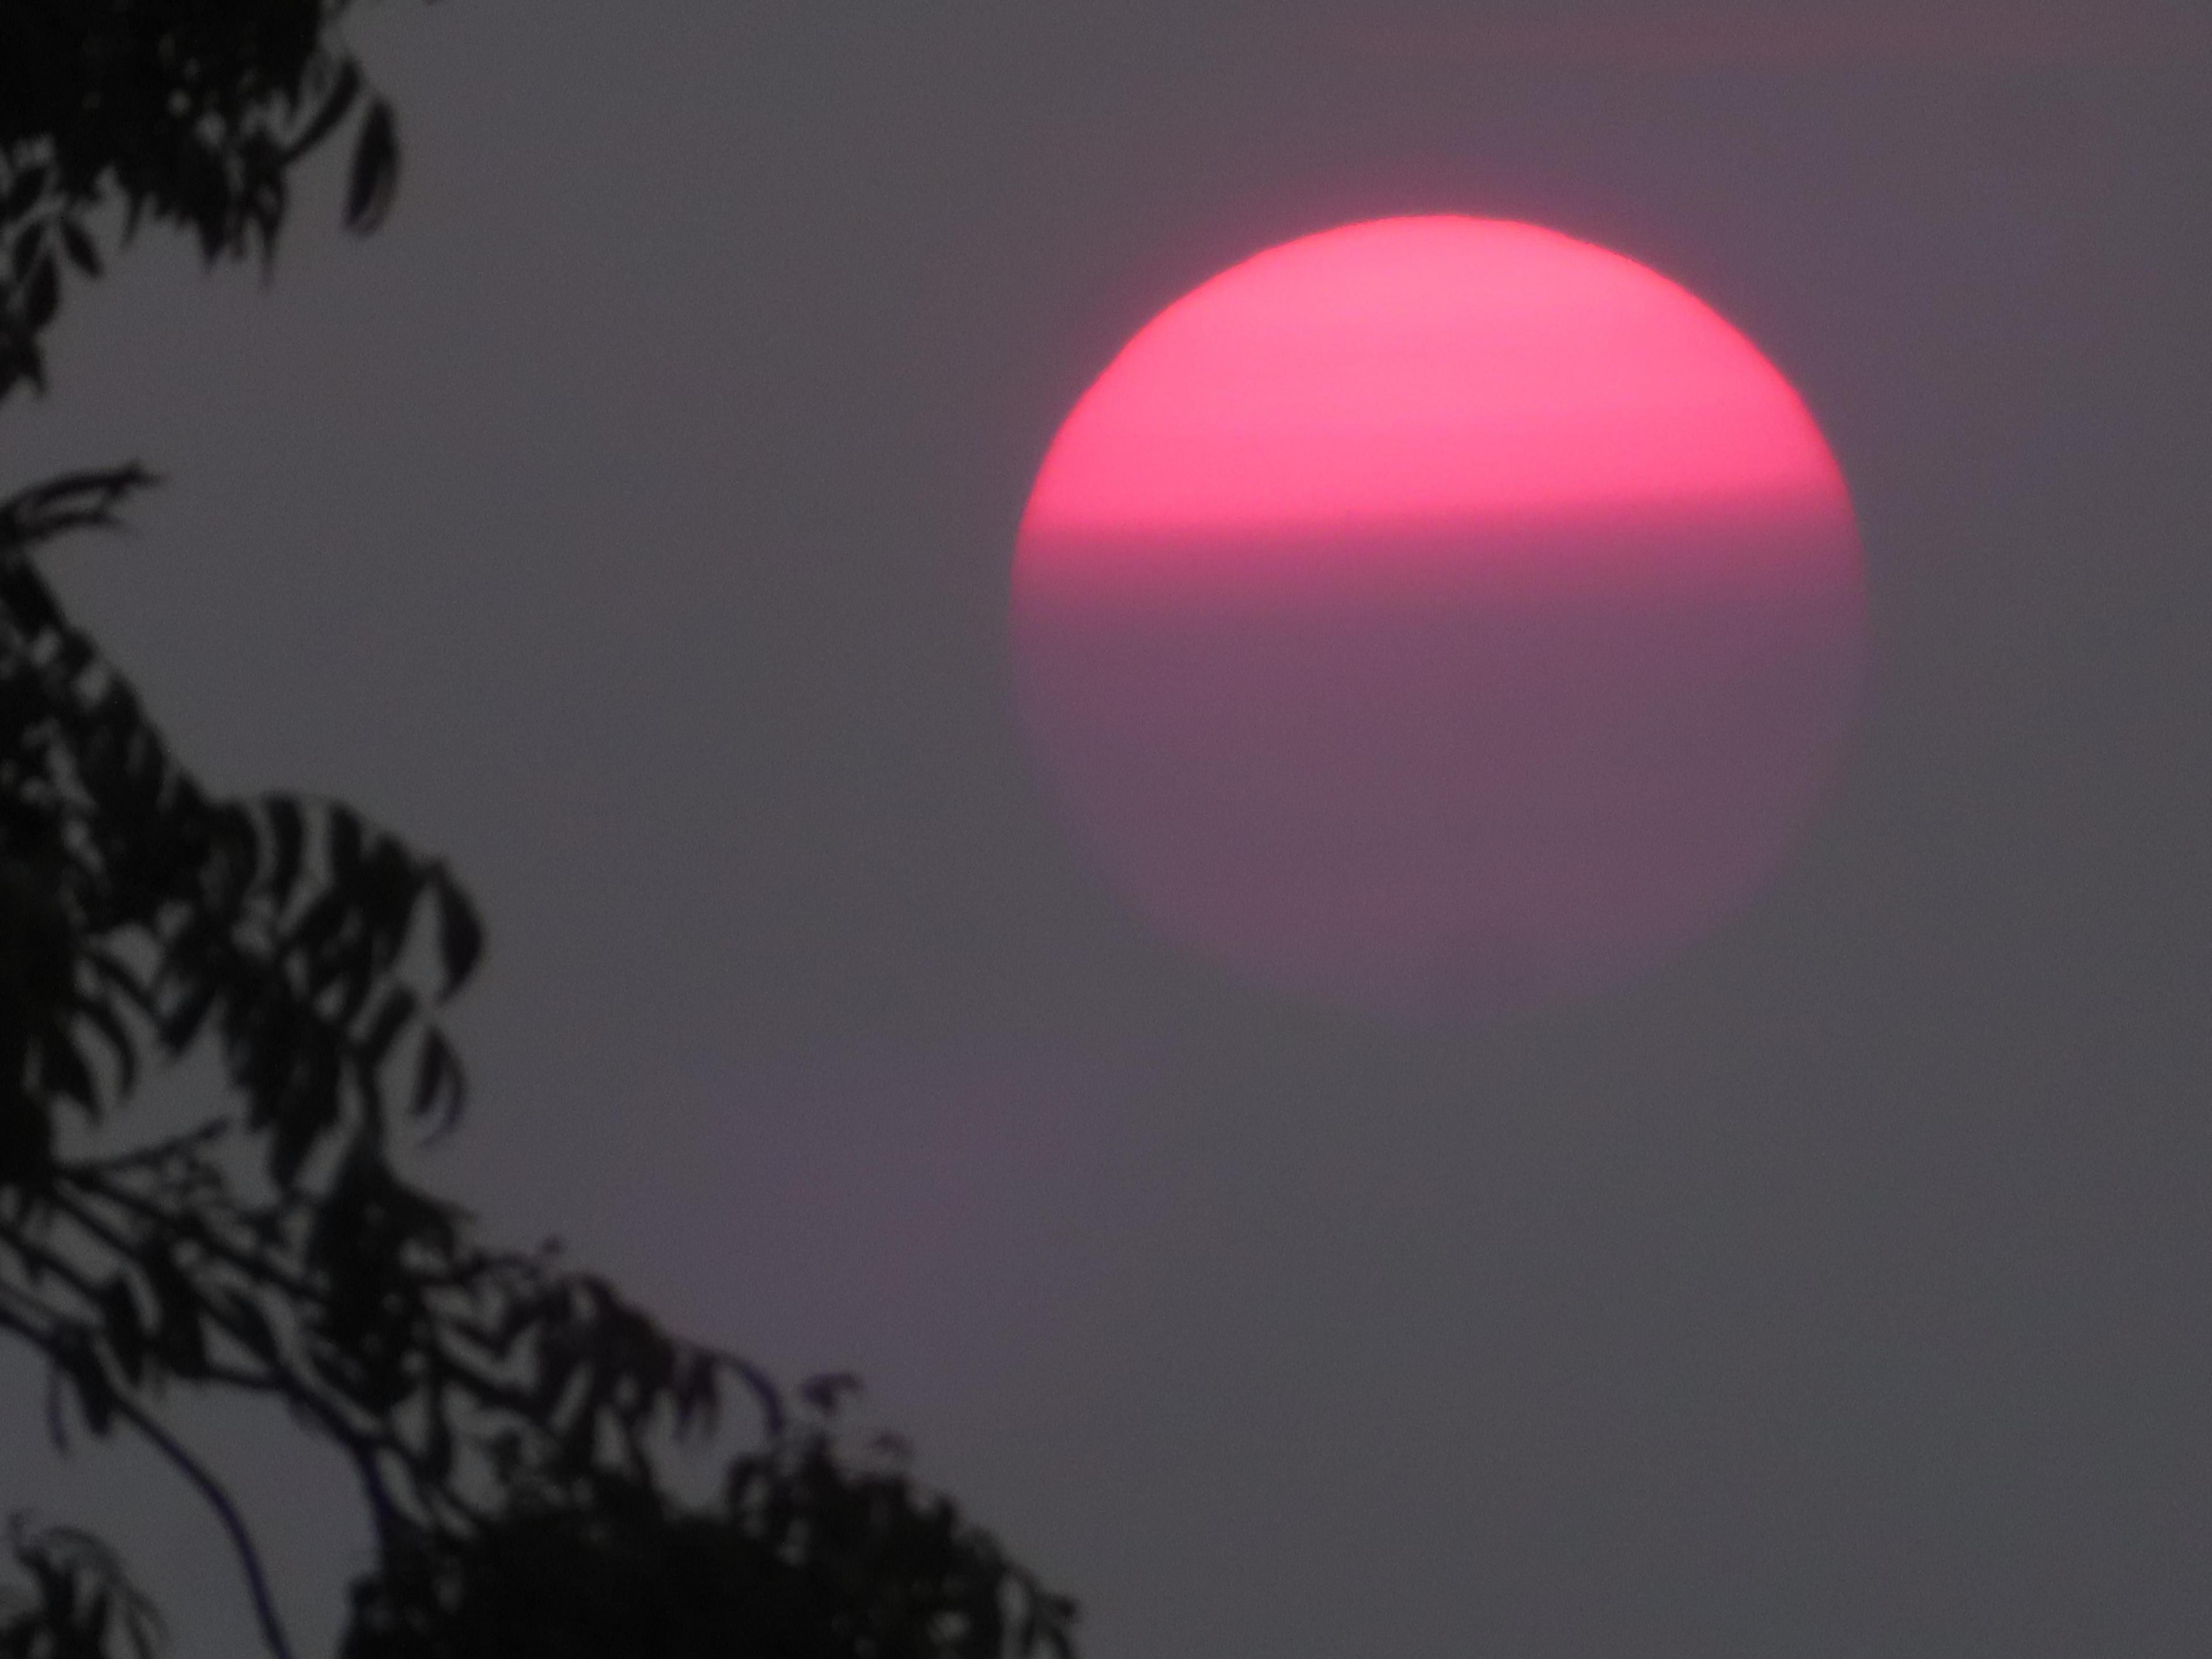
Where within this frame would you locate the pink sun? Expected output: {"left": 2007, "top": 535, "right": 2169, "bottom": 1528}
{"left": 1012, "top": 217, "right": 1864, "bottom": 1021}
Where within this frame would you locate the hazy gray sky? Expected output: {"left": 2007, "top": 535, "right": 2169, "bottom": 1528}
{"left": 5, "top": 2, "right": 2210, "bottom": 1654}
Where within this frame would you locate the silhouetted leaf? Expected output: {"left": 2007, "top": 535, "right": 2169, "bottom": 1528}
{"left": 265, "top": 796, "right": 308, "bottom": 907}
{"left": 801, "top": 1372, "right": 863, "bottom": 1415}
{"left": 23, "top": 258, "right": 58, "bottom": 331}
{"left": 1, "top": 165, "right": 50, "bottom": 222}
{"left": 9, "top": 224, "right": 43, "bottom": 282}
{"left": 411, "top": 1031, "right": 462, "bottom": 1128}
{"left": 433, "top": 874, "right": 482, "bottom": 999}
{"left": 346, "top": 101, "right": 400, "bottom": 234}
{"left": 360, "top": 988, "right": 418, "bottom": 1073}
{"left": 58, "top": 221, "right": 101, "bottom": 279}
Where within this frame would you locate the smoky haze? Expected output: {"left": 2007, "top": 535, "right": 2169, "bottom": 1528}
{"left": 1, "top": 1, "right": 2208, "bottom": 1656}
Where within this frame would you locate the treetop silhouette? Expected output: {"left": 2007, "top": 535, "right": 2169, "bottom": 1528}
{"left": 0, "top": 6, "right": 1078, "bottom": 1656}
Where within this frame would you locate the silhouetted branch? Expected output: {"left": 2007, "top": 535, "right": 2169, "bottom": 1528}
{"left": 103, "top": 1389, "right": 297, "bottom": 1659}
{"left": 0, "top": 8, "right": 1081, "bottom": 1657}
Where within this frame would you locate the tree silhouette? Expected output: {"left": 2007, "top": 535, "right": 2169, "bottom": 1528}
{"left": 0, "top": 6, "right": 1078, "bottom": 1657}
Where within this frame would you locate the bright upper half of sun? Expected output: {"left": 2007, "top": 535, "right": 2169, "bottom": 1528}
{"left": 1021, "top": 215, "right": 1846, "bottom": 548}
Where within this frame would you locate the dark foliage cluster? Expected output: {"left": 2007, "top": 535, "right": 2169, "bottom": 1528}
{"left": 0, "top": 467, "right": 477, "bottom": 1182}
{"left": 347, "top": 1441, "right": 1075, "bottom": 1659}
{"left": 0, "top": 1519, "right": 162, "bottom": 1659}
{"left": 0, "top": 5, "right": 1080, "bottom": 1657}
{"left": 0, "top": 0, "right": 399, "bottom": 402}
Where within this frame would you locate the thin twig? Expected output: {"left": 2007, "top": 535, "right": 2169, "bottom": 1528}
{"left": 103, "top": 1391, "right": 297, "bottom": 1659}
